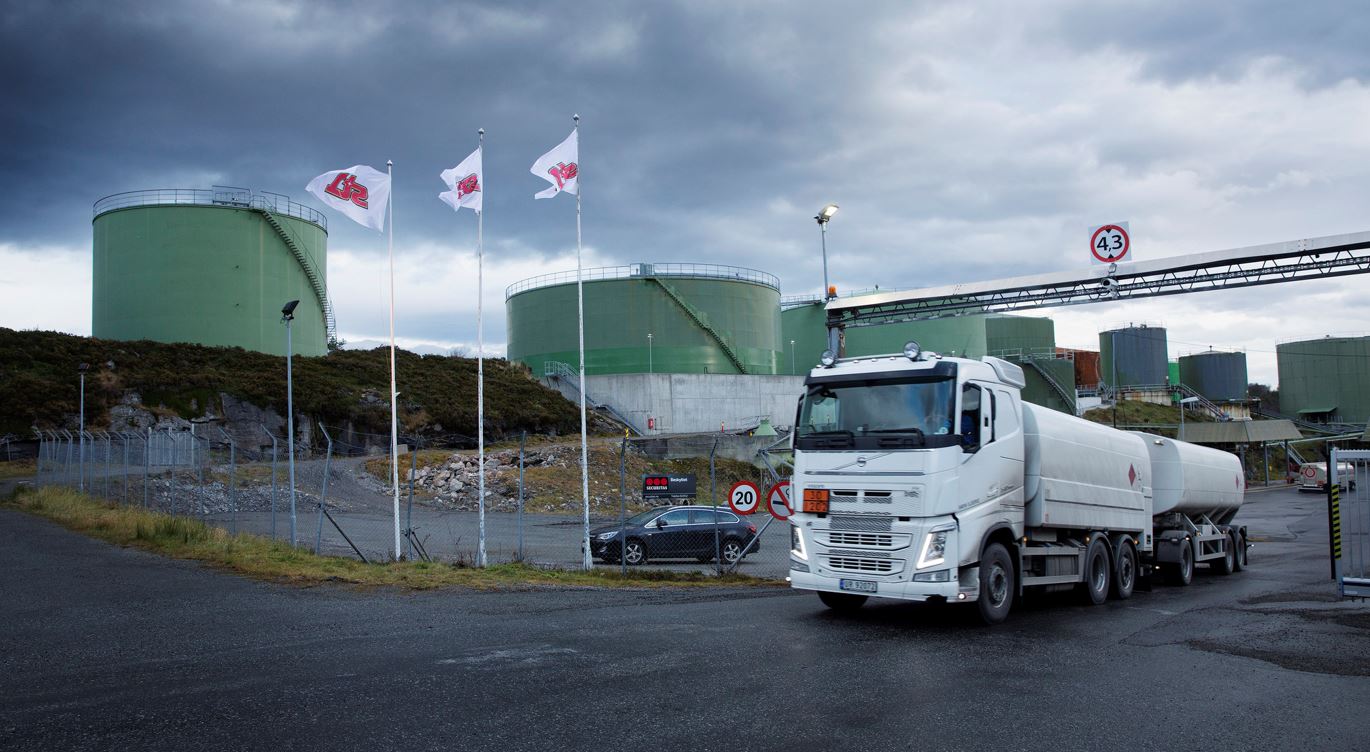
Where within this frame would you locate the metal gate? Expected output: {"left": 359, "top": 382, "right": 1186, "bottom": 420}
{"left": 1330, "top": 449, "right": 1370, "bottom": 598}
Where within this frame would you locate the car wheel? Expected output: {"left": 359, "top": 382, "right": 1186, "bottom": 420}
{"left": 977, "top": 543, "right": 1014, "bottom": 625}
{"left": 1079, "top": 537, "right": 1111, "bottom": 606}
{"left": 818, "top": 591, "right": 867, "bottom": 612}
{"left": 1165, "top": 540, "right": 1194, "bottom": 586}
{"left": 720, "top": 539, "right": 744, "bottom": 566}
{"left": 622, "top": 538, "right": 647, "bottom": 566}
{"left": 1111, "top": 539, "right": 1136, "bottom": 600}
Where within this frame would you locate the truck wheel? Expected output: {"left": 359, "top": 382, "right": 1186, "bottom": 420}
{"left": 1233, "top": 531, "right": 1247, "bottom": 571}
{"left": 818, "top": 591, "right": 868, "bottom": 612}
{"left": 1079, "top": 538, "right": 1111, "bottom": 605}
{"left": 1111, "top": 540, "right": 1137, "bottom": 600}
{"left": 1213, "top": 533, "right": 1235, "bottom": 575}
{"left": 977, "top": 543, "right": 1014, "bottom": 625}
{"left": 1165, "top": 540, "right": 1194, "bottom": 586}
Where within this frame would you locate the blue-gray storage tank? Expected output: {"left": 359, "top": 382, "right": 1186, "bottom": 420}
{"left": 1098, "top": 325, "right": 1169, "bottom": 388}
{"left": 1178, "top": 350, "right": 1248, "bottom": 402}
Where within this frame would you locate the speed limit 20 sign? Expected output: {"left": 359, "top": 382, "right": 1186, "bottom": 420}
{"left": 1089, "top": 222, "right": 1131, "bottom": 265}
{"left": 728, "top": 480, "right": 761, "bottom": 515}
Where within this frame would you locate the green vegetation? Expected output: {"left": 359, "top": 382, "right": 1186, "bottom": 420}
{"left": 4, "top": 486, "right": 778, "bottom": 589}
{"left": 0, "top": 327, "right": 579, "bottom": 441}
{"left": 0, "top": 458, "right": 36, "bottom": 480}
{"left": 1082, "top": 400, "right": 1217, "bottom": 439}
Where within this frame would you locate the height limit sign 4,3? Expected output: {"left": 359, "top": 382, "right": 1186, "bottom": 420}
{"left": 1090, "top": 222, "right": 1131, "bottom": 265}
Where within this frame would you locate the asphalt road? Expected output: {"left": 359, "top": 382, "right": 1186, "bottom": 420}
{"left": 3, "top": 485, "right": 1369, "bottom": 751}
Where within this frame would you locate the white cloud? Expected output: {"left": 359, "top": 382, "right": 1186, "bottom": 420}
{"left": 0, "top": 244, "right": 90, "bottom": 335}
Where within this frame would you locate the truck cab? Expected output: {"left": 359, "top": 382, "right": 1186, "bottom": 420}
{"left": 787, "top": 344, "right": 1027, "bottom": 620}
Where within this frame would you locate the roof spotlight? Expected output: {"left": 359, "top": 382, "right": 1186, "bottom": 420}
{"left": 903, "top": 340, "right": 922, "bottom": 360}
{"left": 819, "top": 349, "right": 836, "bottom": 367}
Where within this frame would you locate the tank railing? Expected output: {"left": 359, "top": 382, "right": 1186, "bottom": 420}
{"left": 1099, "top": 382, "right": 1231, "bottom": 421}
{"left": 506, "top": 263, "right": 780, "bottom": 299}
{"left": 989, "top": 347, "right": 1073, "bottom": 362}
{"left": 1251, "top": 405, "right": 1361, "bottom": 435}
{"left": 93, "top": 188, "right": 328, "bottom": 230}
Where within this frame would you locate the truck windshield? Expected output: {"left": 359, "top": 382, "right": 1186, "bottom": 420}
{"left": 796, "top": 376, "right": 958, "bottom": 450}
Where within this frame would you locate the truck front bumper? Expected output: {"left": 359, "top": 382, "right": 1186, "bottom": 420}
{"left": 789, "top": 567, "right": 978, "bottom": 602}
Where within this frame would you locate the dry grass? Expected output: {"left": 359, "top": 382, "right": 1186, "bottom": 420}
{"left": 4, "top": 486, "right": 778, "bottom": 590}
{"left": 0, "top": 458, "right": 36, "bottom": 480}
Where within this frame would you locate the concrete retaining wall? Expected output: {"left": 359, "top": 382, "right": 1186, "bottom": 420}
{"left": 580, "top": 373, "right": 805, "bottom": 435}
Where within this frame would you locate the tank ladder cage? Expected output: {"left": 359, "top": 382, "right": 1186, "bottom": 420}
{"left": 825, "top": 230, "right": 1370, "bottom": 331}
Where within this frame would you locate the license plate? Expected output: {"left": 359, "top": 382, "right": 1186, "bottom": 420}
{"left": 839, "top": 579, "right": 878, "bottom": 594}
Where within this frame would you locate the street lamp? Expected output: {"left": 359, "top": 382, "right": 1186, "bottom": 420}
{"left": 1178, "top": 396, "right": 1199, "bottom": 441}
{"left": 281, "top": 300, "right": 299, "bottom": 545}
{"left": 815, "top": 203, "right": 839, "bottom": 300}
{"left": 790, "top": 339, "right": 796, "bottom": 375}
{"left": 78, "top": 362, "right": 88, "bottom": 491}
{"left": 647, "top": 332, "right": 653, "bottom": 375}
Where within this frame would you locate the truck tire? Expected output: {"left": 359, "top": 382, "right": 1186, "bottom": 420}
{"left": 1111, "top": 540, "right": 1137, "bottom": 600}
{"left": 977, "top": 543, "right": 1014, "bottom": 625}
{"left": 1233, "top": 531, "right": 1247, "bottom": 571}
{"left": 818, "top": 591, "right": 868, "bottom": 613}
{"left": 1213, "top": 532, "right": 1235, "bottom": 575}
{"left": 1165, "top": 540, "right": 1194, "bottom": 586}
{"left": 1079, "top": 537, "right": 1111, "bottom": 606}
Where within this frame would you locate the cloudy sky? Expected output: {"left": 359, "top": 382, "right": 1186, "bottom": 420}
{"left": 3, "top": 0, "right": 1369, "bottom": 385}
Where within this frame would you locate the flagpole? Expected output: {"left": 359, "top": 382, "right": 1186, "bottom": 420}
{"left": 476, "top": 128, "right": 487, "bottom": 568}
{"left": 387, "top": 159, "right": 401, "bottom": 561}
{"left": 574, "top": 114, "right": 592, "bottom": 570}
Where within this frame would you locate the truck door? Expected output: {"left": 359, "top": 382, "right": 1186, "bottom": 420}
{"left": 959, "top": 382, "right": 1022, "bottom": 517}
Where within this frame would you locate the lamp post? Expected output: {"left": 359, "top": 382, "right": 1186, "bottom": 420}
{"left": 78, "top": 362, "right": 88, "bottom": 491}
{"left": 281, "top": 300, "right": 299, "bottom": 545}
{"left": 647, "top": 332, "right": 653, "bottom": 375}
{"left": 815, "top": 203, "right": 839, "bottom": 300}
{"left": 1179, "top": 396, "right": 1199, "bottom": 441}
{"left": 790, "top": 339, "right": 796, "bottom": 375}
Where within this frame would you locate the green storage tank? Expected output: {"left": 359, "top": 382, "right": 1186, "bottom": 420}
{"left": 506, "top": 263, "right": 782, "bottom": 376}
{"left": 92, "top": 188, "right": 332, "bottom": 356}
{"left": 985, "top": 315, "right": 1055, "bottom": 357}
{"left": 1277, "top": 335, "right": 1370, "bottom": 423}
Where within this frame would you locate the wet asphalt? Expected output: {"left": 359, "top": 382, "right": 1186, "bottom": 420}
{"left": 2, "top": 485, "right": 1368, "bottom": 751}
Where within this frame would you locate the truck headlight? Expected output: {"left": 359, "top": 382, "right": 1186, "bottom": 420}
{"left": 917, "top": 523, "right": 956, "bottom": 569}
{"left": 791, "top": 525, "right": 808, "bottom": 561}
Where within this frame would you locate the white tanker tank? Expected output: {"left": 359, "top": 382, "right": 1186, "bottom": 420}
{"left": 1133, "top": 434, "right": 1245, "bottom": 523}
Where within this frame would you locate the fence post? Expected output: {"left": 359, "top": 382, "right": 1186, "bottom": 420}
{"left": 518, "top": 431, "right": 526, "bottom": 562}
{"left": 195, "top": 429, "right": 207, "bottom": 516}
{"left": 165, "top": 427, "right": 176, "bottom": 516}
{"left": 619, "top": 436, "right": 628, "bottom": 577}
{"left": 711, "top": 437, "right": 720, "bottom": 575}
{"left": 261, "top": 424, "right": 278, "bottom": 540}
{"left": 60, "top": 431, "right": 72, "bottom": 488}
{"left": 32, "top": 430, "right": 43, "bottom": 487}
{"left": 121, "top": 431, "right": 131, "bottom": 504}
{"left": 219, "top": 428, "right": 237, "bottom": 534}
{"left": 406, "top": 435, "right": 417, "bottom": 561}
{"left": 143, "top": 428, "right": 151, "bottom": 508}
{"left": 314, "top": 424, "right": 334, "bottom": 555}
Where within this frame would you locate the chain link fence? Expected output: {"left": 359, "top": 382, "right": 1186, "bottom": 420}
{"left": 30, "top": 424, "right": 795, "bottom": 579}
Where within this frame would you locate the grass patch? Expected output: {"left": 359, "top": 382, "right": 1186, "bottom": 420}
{"left": 0, "top": 458, "right": 36, "bottom": 480}
{"left": 4, "top": 486, "right": 779, "bottom": 590}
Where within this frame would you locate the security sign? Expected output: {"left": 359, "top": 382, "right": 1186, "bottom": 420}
{"left": 1090, "top": 222, "right": 1131, "bottom": 265}
{"left": 767, "top": 481, "right": 793, "bottom": 521}
{"left": 728, "top": 480, "right": 761, "bottom": 515}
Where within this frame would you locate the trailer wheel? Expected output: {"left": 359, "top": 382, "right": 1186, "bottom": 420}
{"left": 1079, "top": 538, "right": 1111, "bottom": 605}
{"left": 976, "top": 543, "right": 1014, "bottom": 625}
{"left": 1111, "top": 540, "right": 1137, "bottom": 600}
{"left": 1233, "top": 531, "right": 1247, "bottom": 571}
{"left": 1212, "top": 533, "right": 1235, "bottom": 576}
{"left": 1165, "top": 540, "right": 1194, "bottom": 586}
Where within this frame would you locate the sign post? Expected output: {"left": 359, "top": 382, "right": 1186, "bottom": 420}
{"left": 728, "top": 480, "right": 761, "bottom": 515}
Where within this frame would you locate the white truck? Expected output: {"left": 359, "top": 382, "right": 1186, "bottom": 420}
{"left": 1298, "top": 461, "right": 1356, "bottom": 493}
{"left": 787, "top": 343, "right": 1249, "bottom": 624}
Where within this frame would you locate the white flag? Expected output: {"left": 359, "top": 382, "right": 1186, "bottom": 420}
{"left": 306, "top": 165, "right": 391, "bottom": 231}
{"left": 439, "top": 148, "right": 483, "bottom": 213}
{"left": 530, "top": 129, "right": 579, "bottom": 199}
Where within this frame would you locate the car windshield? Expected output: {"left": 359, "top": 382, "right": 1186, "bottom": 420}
{"left": 797, "top": 376, "right": 956, "bottom": 440}
{"left": 625, "top": 508, "right": 666, "bottom": 526}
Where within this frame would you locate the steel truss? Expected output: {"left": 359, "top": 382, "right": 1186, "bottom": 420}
{"left": 827, "top": 231, "right": 1370, "bottom": 329}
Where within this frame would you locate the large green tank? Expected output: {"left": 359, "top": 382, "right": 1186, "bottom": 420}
{"left": 92, "top": 188, "right": 332, "bottom": 357}
{"left": 985, "top": 315, "right": 1055, "bottom": 357}
{"left": 1277, "top": 335, "right": 1370, "bottom": 423}
{"left": 780, "top": 304, "right": 989, "bottom": 374}
{"left": 506, "top": 264, "right": 782, "bottom": 375}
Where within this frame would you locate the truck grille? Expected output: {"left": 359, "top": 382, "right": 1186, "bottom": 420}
{"left": 827, "top": 532, "right": 895, "bottom": 547}
{"left": 827, "top": 556, "right": 897, "bottom": 574}
{"left": 830, "top": 515, "right": 893, "bottom": 532}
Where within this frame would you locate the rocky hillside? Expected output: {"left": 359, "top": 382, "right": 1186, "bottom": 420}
{"left": 0, "top": 328, "right": 581, "bottom": 447}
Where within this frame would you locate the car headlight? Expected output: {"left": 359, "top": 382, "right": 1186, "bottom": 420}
{"left": 917, "top": 523, "right": 956, "bottom": 569}
{"left": 596, "top": 532, "right": 618, "bottom": 541}
{"left": 791, "top": 525, "right": 808, "bottom": 561}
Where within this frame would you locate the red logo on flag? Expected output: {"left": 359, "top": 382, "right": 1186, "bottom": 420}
{"left": 324, "top": 172, "right": 370, "bottom": 208}
{"left": 547, "top": 162, "right": 578, "bottom": 190}
{"left": 456, "top": 173, "right": 480, "bottom": 200}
